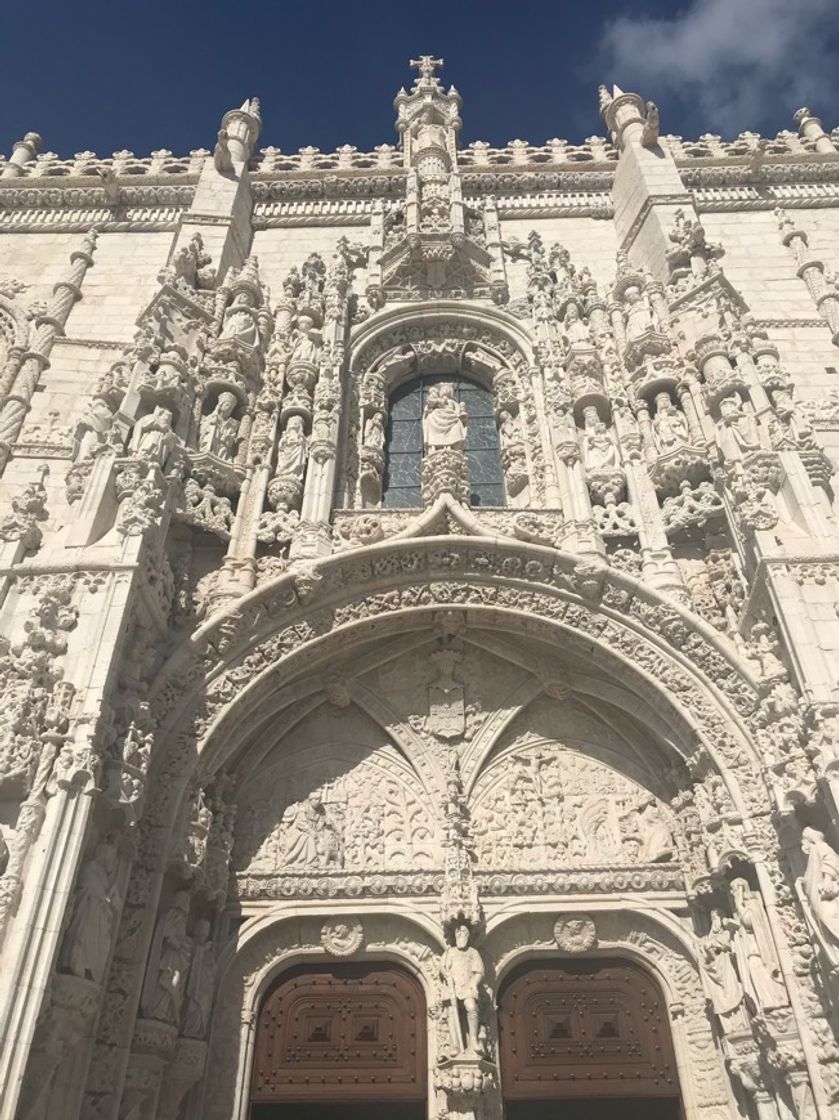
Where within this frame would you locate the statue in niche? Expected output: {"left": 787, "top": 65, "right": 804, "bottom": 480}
{"left": 561, "top": 301, "right": 591, "bottom": 347}
{"left": 622, "top": 283, "right": 655, "bottom": 339}
{"left": 130, "top": 406, "right": 177, "bottom": 471}
{"left": 182, "top": 918, "right": 217, "bottom": 1039}
{"left": 289, "top": 313, "right": 321, "bottom": 366}
{"left": 652, "top": 392, "right": 690, "bottom": 453}
{"left": 423, "top": 383, "right": 467, "bottom": 452}
{"left": 199, "top": 391, "right": 239, "bottom": 461}
{"left": 75, "top": 397, "right": 115, "bottom": 461}
{"left": 719, "top": 395, "right": 761, "bottom": 456}
{"left": 220, "top": 289, "right": 258, "bottom": 346}
{"left": 282, "top": 792, "right": 342, "bottom": 868}
{"left": 441, "top": 924, "right": 485, "bottom": 1055}
{"left": 363, "top": 410, "right": 386, "bottom": 453}
{"left": 730, "top": 877, "right": 787, "bottom": 1011}
{"left": 498, "top": 409, "right": 522, "bottom": 453}
{"left": 771, "top": 387, "right": 816, "bottom": 450}
{"left": 413, "top": 106, "right": 449, "bottom": 154}
{"left": 301, "top": 254, "right": 326, "bottom": 303}
{"left": 701, "top": 911, "right": 750, "bottom": 1034}
{"left": 800, "top": 827, "right": 839, "bottom": 969}
{"left": 581, "top": 407, "right": 619, "bottom": 472}
{"left": 143, "top": 891, "right": 193, "bottom": 1024}
{"left": 59, "top": 839, "right": 119, "bottom": 983}
{"left": 635, "top": 797, "right": 675, "bottom": 862}
{"left": 275, "top": 415, "right": 308, "bottom": 480}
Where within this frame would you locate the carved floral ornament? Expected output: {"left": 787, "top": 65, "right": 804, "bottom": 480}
{"left": 143, "top": 535, "right": 767, "bottom": 830}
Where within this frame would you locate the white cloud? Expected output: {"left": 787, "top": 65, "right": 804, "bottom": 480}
{"left": 600, "top": 0, "right": 839, "bottom": 136}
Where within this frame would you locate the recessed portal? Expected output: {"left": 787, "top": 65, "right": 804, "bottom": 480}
{"left": 499, "top": 958, "right": 681, "bottom": 1119}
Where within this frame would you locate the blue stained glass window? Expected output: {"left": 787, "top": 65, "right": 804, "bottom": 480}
{"left": 382, "top": 374, "right": 506, "bottom": 509}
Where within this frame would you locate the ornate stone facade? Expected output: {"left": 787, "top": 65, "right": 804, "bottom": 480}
{"left": 1, "top": 59, "right": 839, "bottom": 1120}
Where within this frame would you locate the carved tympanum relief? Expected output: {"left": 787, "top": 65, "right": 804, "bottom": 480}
{"left": 232, "top": 706, "right": 438, "bottom": 877}
{"left": 471, "top": 737, "right": 675, "bottom": 870}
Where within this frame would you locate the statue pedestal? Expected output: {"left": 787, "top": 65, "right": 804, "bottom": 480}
{"left": 435, "top": 1055, "right": 497, "bottom": 1120}
{"left": 422, "top": 448, "right": 470, "bottom": 506}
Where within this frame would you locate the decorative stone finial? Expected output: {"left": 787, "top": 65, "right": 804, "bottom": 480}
{"left": 410, "top": 55, "right": 444, "bottom": 83}
{"left": 219, "top": 97, "right": 262, "bottom": 163}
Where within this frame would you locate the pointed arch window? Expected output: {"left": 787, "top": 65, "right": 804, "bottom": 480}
{"left": 382, "top": 374, "right": 505, "bottom": 509}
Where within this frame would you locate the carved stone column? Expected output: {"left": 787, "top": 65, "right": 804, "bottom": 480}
{"left": 0, "top": 230, "right": 98, "bottom": 475}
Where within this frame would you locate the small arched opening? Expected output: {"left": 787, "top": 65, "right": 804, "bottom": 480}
{"left": 498, "top": 958, "right": 682, "bottom": 1120}
{"left": 250, "top": 961, "right": 427, "bottom": 1120}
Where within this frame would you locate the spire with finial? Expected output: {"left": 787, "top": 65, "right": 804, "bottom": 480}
{"left": 394, "top": 55, "right": 462, "bottom": 161}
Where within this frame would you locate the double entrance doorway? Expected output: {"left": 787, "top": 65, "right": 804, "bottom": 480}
{"left": 249, "top": 958, "right": 681, "bottom": 1120}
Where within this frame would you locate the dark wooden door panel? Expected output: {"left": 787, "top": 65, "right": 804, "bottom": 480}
{"left": 252, "top": 963, "right": 426, "bottom": 1103}
{"left": 499, "top": 959, "right": 679, "bottom": 1100}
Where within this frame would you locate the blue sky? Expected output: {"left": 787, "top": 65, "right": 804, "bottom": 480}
{"left": 2, "top": 0, "right": 838, "bottom": 160}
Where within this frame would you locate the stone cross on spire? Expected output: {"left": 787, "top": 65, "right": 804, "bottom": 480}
{"left": 410, "top": 55, "right": 444, "bottom": 81}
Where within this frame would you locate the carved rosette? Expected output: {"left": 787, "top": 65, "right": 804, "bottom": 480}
{"left": 554, "top": 913, "right": 597, "bottom": 952}
{"left": 321, "top": 918, "right": 364, "bottom": 956}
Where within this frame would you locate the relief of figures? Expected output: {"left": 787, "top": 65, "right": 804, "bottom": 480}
{"left": 470, "top": 742, "right": 674, "bottom": 869}
{"left": 233, "top": 753, "right": 437, "bottom": 875}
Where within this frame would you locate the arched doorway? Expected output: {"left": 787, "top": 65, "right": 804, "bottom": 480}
{"left": 250, "top": 962, "right": 427, "bottom": 1120}
{"left": 499, "top": 958, "right": 682, "bottom": 1120}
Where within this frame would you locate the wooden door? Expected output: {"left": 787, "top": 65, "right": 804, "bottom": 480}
{"left": 251, "top": 963, "right": 426, "bottom": 1104}
{"left": 499, "top": 958, "right": 679, "bottom": 1102}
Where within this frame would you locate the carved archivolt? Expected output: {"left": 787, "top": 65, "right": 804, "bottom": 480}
{"left": 146, "top": 536, "right": 765, "bottom": 831}
{"left": 349, "top": 302, "right": 534, "bottom": 376}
